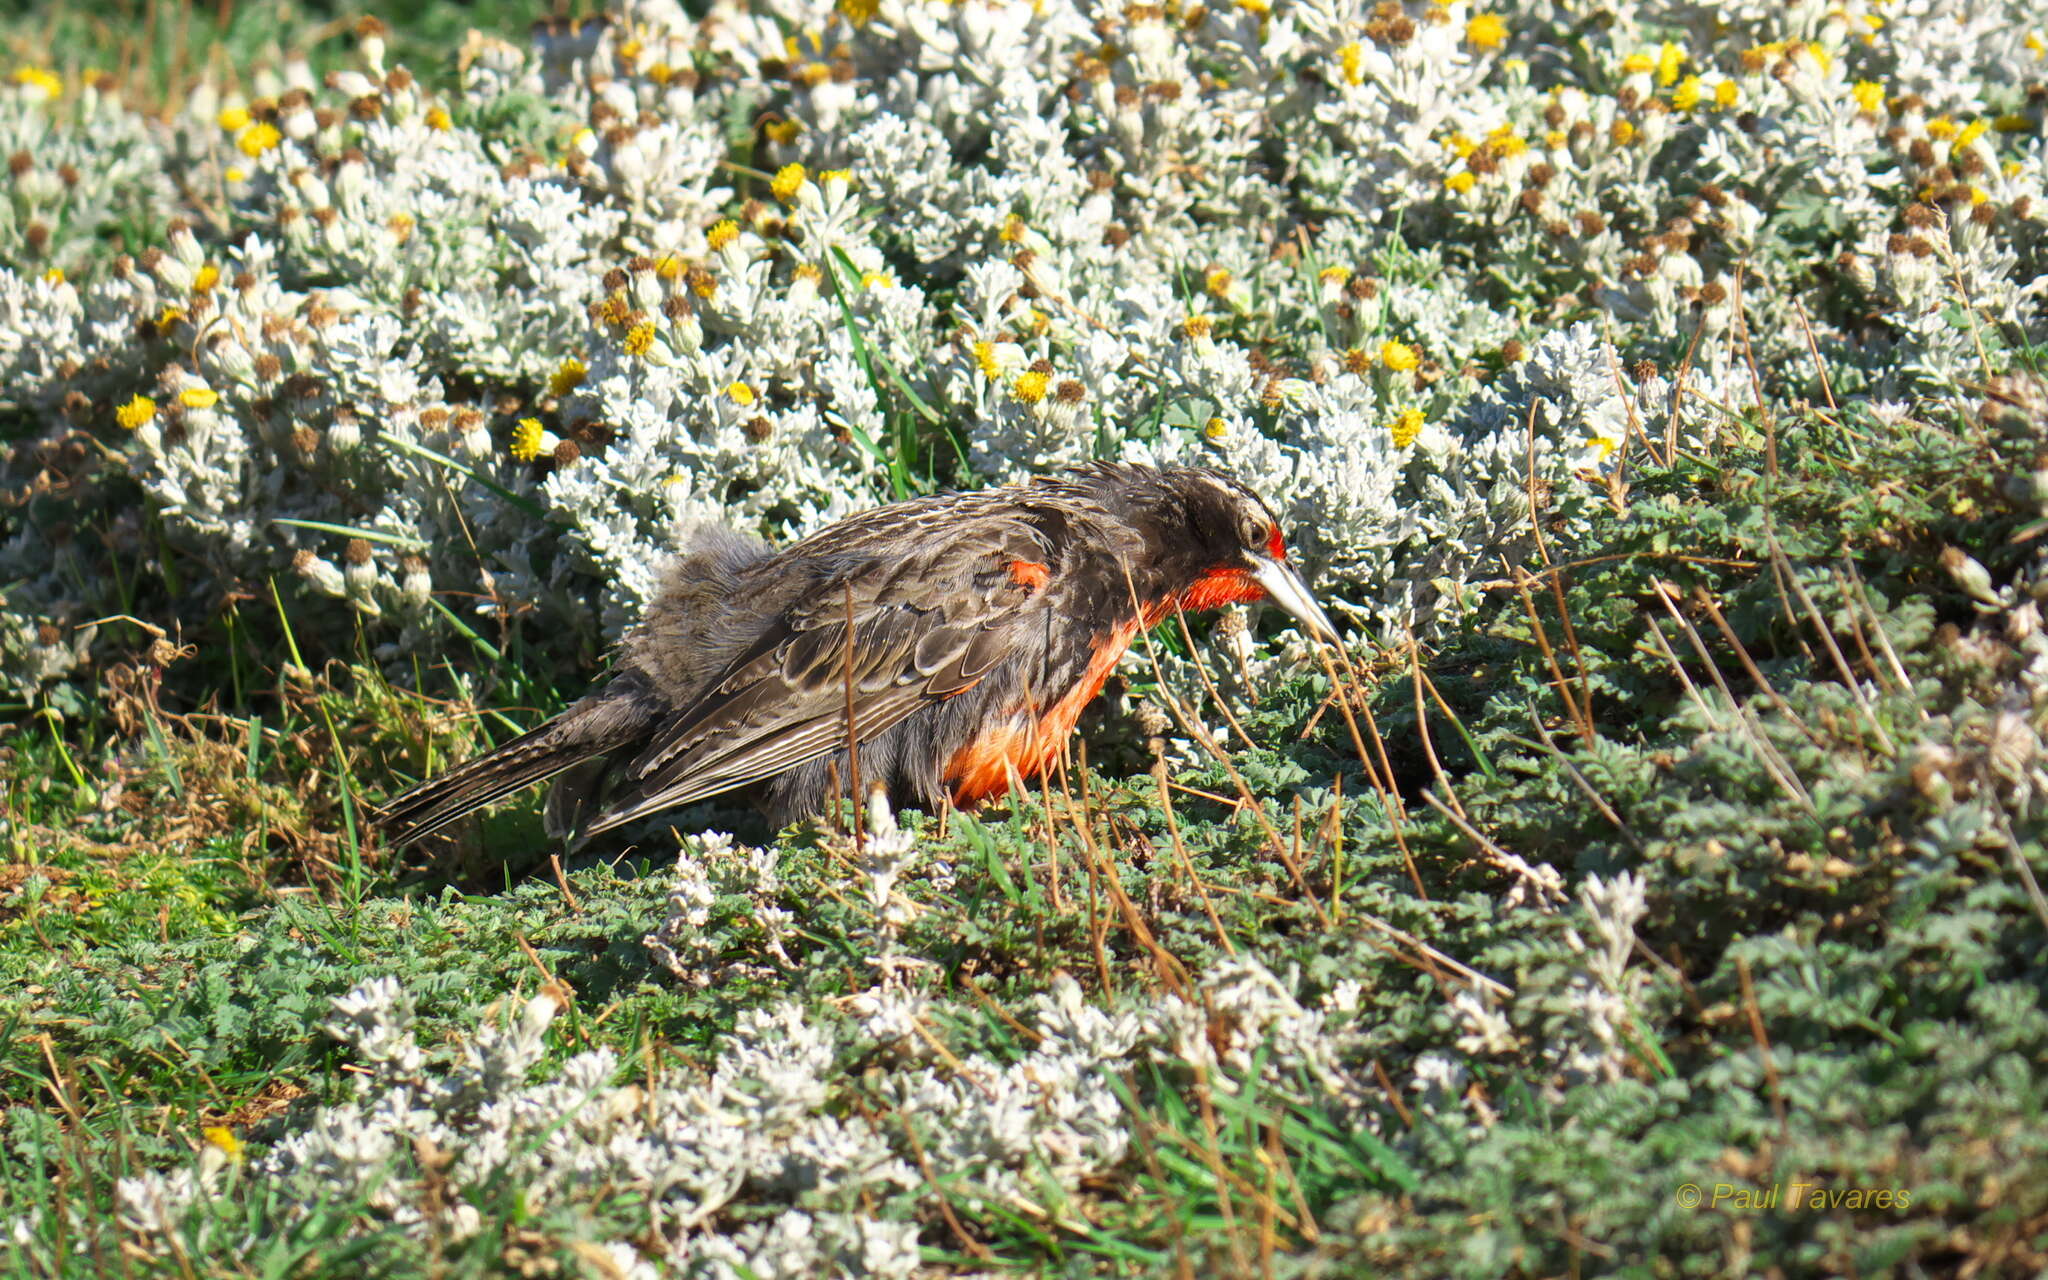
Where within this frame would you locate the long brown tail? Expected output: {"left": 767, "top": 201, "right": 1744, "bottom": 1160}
{"left": 374, "top": 682, "right": 660, "bottom": 846}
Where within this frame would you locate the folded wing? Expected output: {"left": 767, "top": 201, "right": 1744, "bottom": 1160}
{"left": 576, "top": 538, "right": 1051, "bottom": 836}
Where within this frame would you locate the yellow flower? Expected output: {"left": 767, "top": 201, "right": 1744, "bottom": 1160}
{"left": 1851, "top": 80, "right": 1884, "bottom": 113}
{"left": 1182, "top": 314, "right": 1213, "bottom": 340}
{"left": 1379, "top": 340, "right": 1419, "bottom": 371}
{"left": 1585, "top": 433, "right": 1618, "bottom": 461}
{"left": 1672, "top": 76, "right": 1703, "bottom": 111}
{"left": 192, "top": 264, "right": 220, "bottom": 294}
{"left": 1740, "top": 41, "right": 1784, "bottom": 72}
{"left": 224, "top": 166, "right": 248, "bottom": 183}
{"left": 1235, "top": 0, "right": 1269, "bottom": 17}
{"left": 726, "top": 381, "right": 757, "bottom": 406}
{"left": 653, "top": 253, "right": 684, "bottom": 280}
{"left": 1655, "top": 41, "right": 1683, "bottom": 87}
{"left": 1543, "top": 129, "right": 1568, "bottom": 149}
{"left": 1926, "top": 116, "right": 1958, "bottom": 140}
{"left": 818, "top": 169, "right": 853, "bottom": 187}
{"left": 1000, "top": 214, "right": 1028, "bottom": 243}
{"left": 179, "top": 386, "right": 219, "bottom": 410}
{"left": 838, "top": 0, "right": 879, "bottom": 26}
{"left": 1465, "top": 13, "right": 1507, "bottom": 51}
{"left": 1442, "top": 132, "right": 1476, "bottom": 158}
{"left": 217, "top": 105, "right": 251, "bottom": 132}
{"left": 425, "top": 106, "right": 452, "bottom": 131}
{"left": 1445, "top": 171, "right": 1477, "bottom": 194}
{"left": 1318, "top": 265, "right": 1351, "bottom": 287}
{"left": 237, "top": 122, "right": 282, "bottom": 157}
{"left": 1803, "top": 41, "right": 1831, "bottom": 74}
{"left": 1203, "top": 416, "right": 1229, "bottom": 440}
{"left": 548, "top": 357, "right": 588, "bottom": 398}
{"left": 1488, "top": 129, "right": 1528, "bottom": 157}
{"left": 973, "top": 340, "right": 1002, "bottom": 378}
{"left": 2027, "top": 32, "right": 2045, "bottom": 57}
{"left": 622, "top": 322, "right": 656, "bottom": 356}
{"left": 116, "top": 395, "right": 157, "bottom": 430}
{"left": 1714, "top": 80, "right": 1739, "bottom": 110}
{"left": 509, "top": 418, "right": 545, "bottom": 461}
{"left": 771, "top": 162, "right": 808, "bottom": 203}
{"left": 1011, "top": 370, "right": 1050, "bottom": 403}
{"left": 1337, "top": 42, "right": 1362, "bottom": 86}
{"left": 1610, "top": 119, "right": 1636, "bottom": 146}
{"left": 1954, "top": 118, "right": 1990, "bottom": 152}
{"left": 155, "top": 306, "right": 185, "bottom": 336}
{"left": 41, "top": 267, "right": 63, "bottom": 284}
{"left": 706, "top": 219, "right": 740, "bottom": 250}
{"left": 202, "top": 1127, "right": 244, "bottom": 1161}
{"left": 1204, "top": 267, "right": 1233, "bottom": 298}
{"left": 1390, "top": 408, "right": 1424, "bottom": 448}
{"left": 764, "top": 119, "right": 802, "bottom": 146}
{"left": 860, "top": 270, "right": 893, "bottom": 289}
{"left": 11, "top": 67, "right": 61, "bottom": 99}
{"left": 1621, "top": 52, "right": 1655, "bottom": 76}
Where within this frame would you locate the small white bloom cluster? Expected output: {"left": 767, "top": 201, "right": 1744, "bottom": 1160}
{"left": 644, "top": 828, "right": 798, "bottom": 983}
{"left": 100, "top": 936, "right": 1384, "bottom": 1271}
{"left": 51, "top": 803, "right": 1416, "bottom": 1267}
{"left": 3, "top": 0, "right": 2040, "bottom": 692}
{"left": 1551, "top": 870, "right": 1652, "bottom": 1088}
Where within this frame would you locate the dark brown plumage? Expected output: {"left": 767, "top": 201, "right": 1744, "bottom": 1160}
{"left": 375, "top": 462, "right": 1334, "bottom": 846}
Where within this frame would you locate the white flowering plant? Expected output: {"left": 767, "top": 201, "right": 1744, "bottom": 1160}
{"left": 4, "top": 0, "right": 2037, "bottom": 695}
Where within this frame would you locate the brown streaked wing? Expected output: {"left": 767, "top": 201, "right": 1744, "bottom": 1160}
{"left": 580, "top": 533, "right": 1052, "bottom": 835}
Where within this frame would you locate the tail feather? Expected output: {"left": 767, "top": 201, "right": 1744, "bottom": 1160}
{"left": 542, "top": 756, "right": 616, "bottom": 845}
{"left": 376, "top": 683, "right": 661, "bottom": 845}
{"left": 374, "top": 726, "right": 593, "bottom": 845}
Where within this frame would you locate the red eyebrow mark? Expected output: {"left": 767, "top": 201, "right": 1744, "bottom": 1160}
{"left": 1008, "top": 559, "right": 1051, "bottom": 590}
{"left": 1266, "top": 525, "right": 1286, "bottom": 560}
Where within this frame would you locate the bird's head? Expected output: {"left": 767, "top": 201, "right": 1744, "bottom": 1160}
{"left": 1151, "top": 468, "right": 1338, "bottom": 641}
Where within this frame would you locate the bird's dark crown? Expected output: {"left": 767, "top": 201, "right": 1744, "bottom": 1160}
{"left": 1066, "top": 462, "right": 1288, "bottom": 584}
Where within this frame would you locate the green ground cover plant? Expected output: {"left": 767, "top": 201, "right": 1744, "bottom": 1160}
{"left": 1, "top": 0, "right": 2046, "bottom": 1273}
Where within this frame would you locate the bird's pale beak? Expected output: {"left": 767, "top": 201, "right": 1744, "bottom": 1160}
{"left": 1251, "top": 557, "right": 1338, "bottom": 642}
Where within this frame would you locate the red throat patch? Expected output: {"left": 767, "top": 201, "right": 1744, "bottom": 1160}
{"left": 1179, "top": 566, "right": 1268, "bottom": 613}
{"left": 1008, "top": 559, "right": 1051, "bottom": 591}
